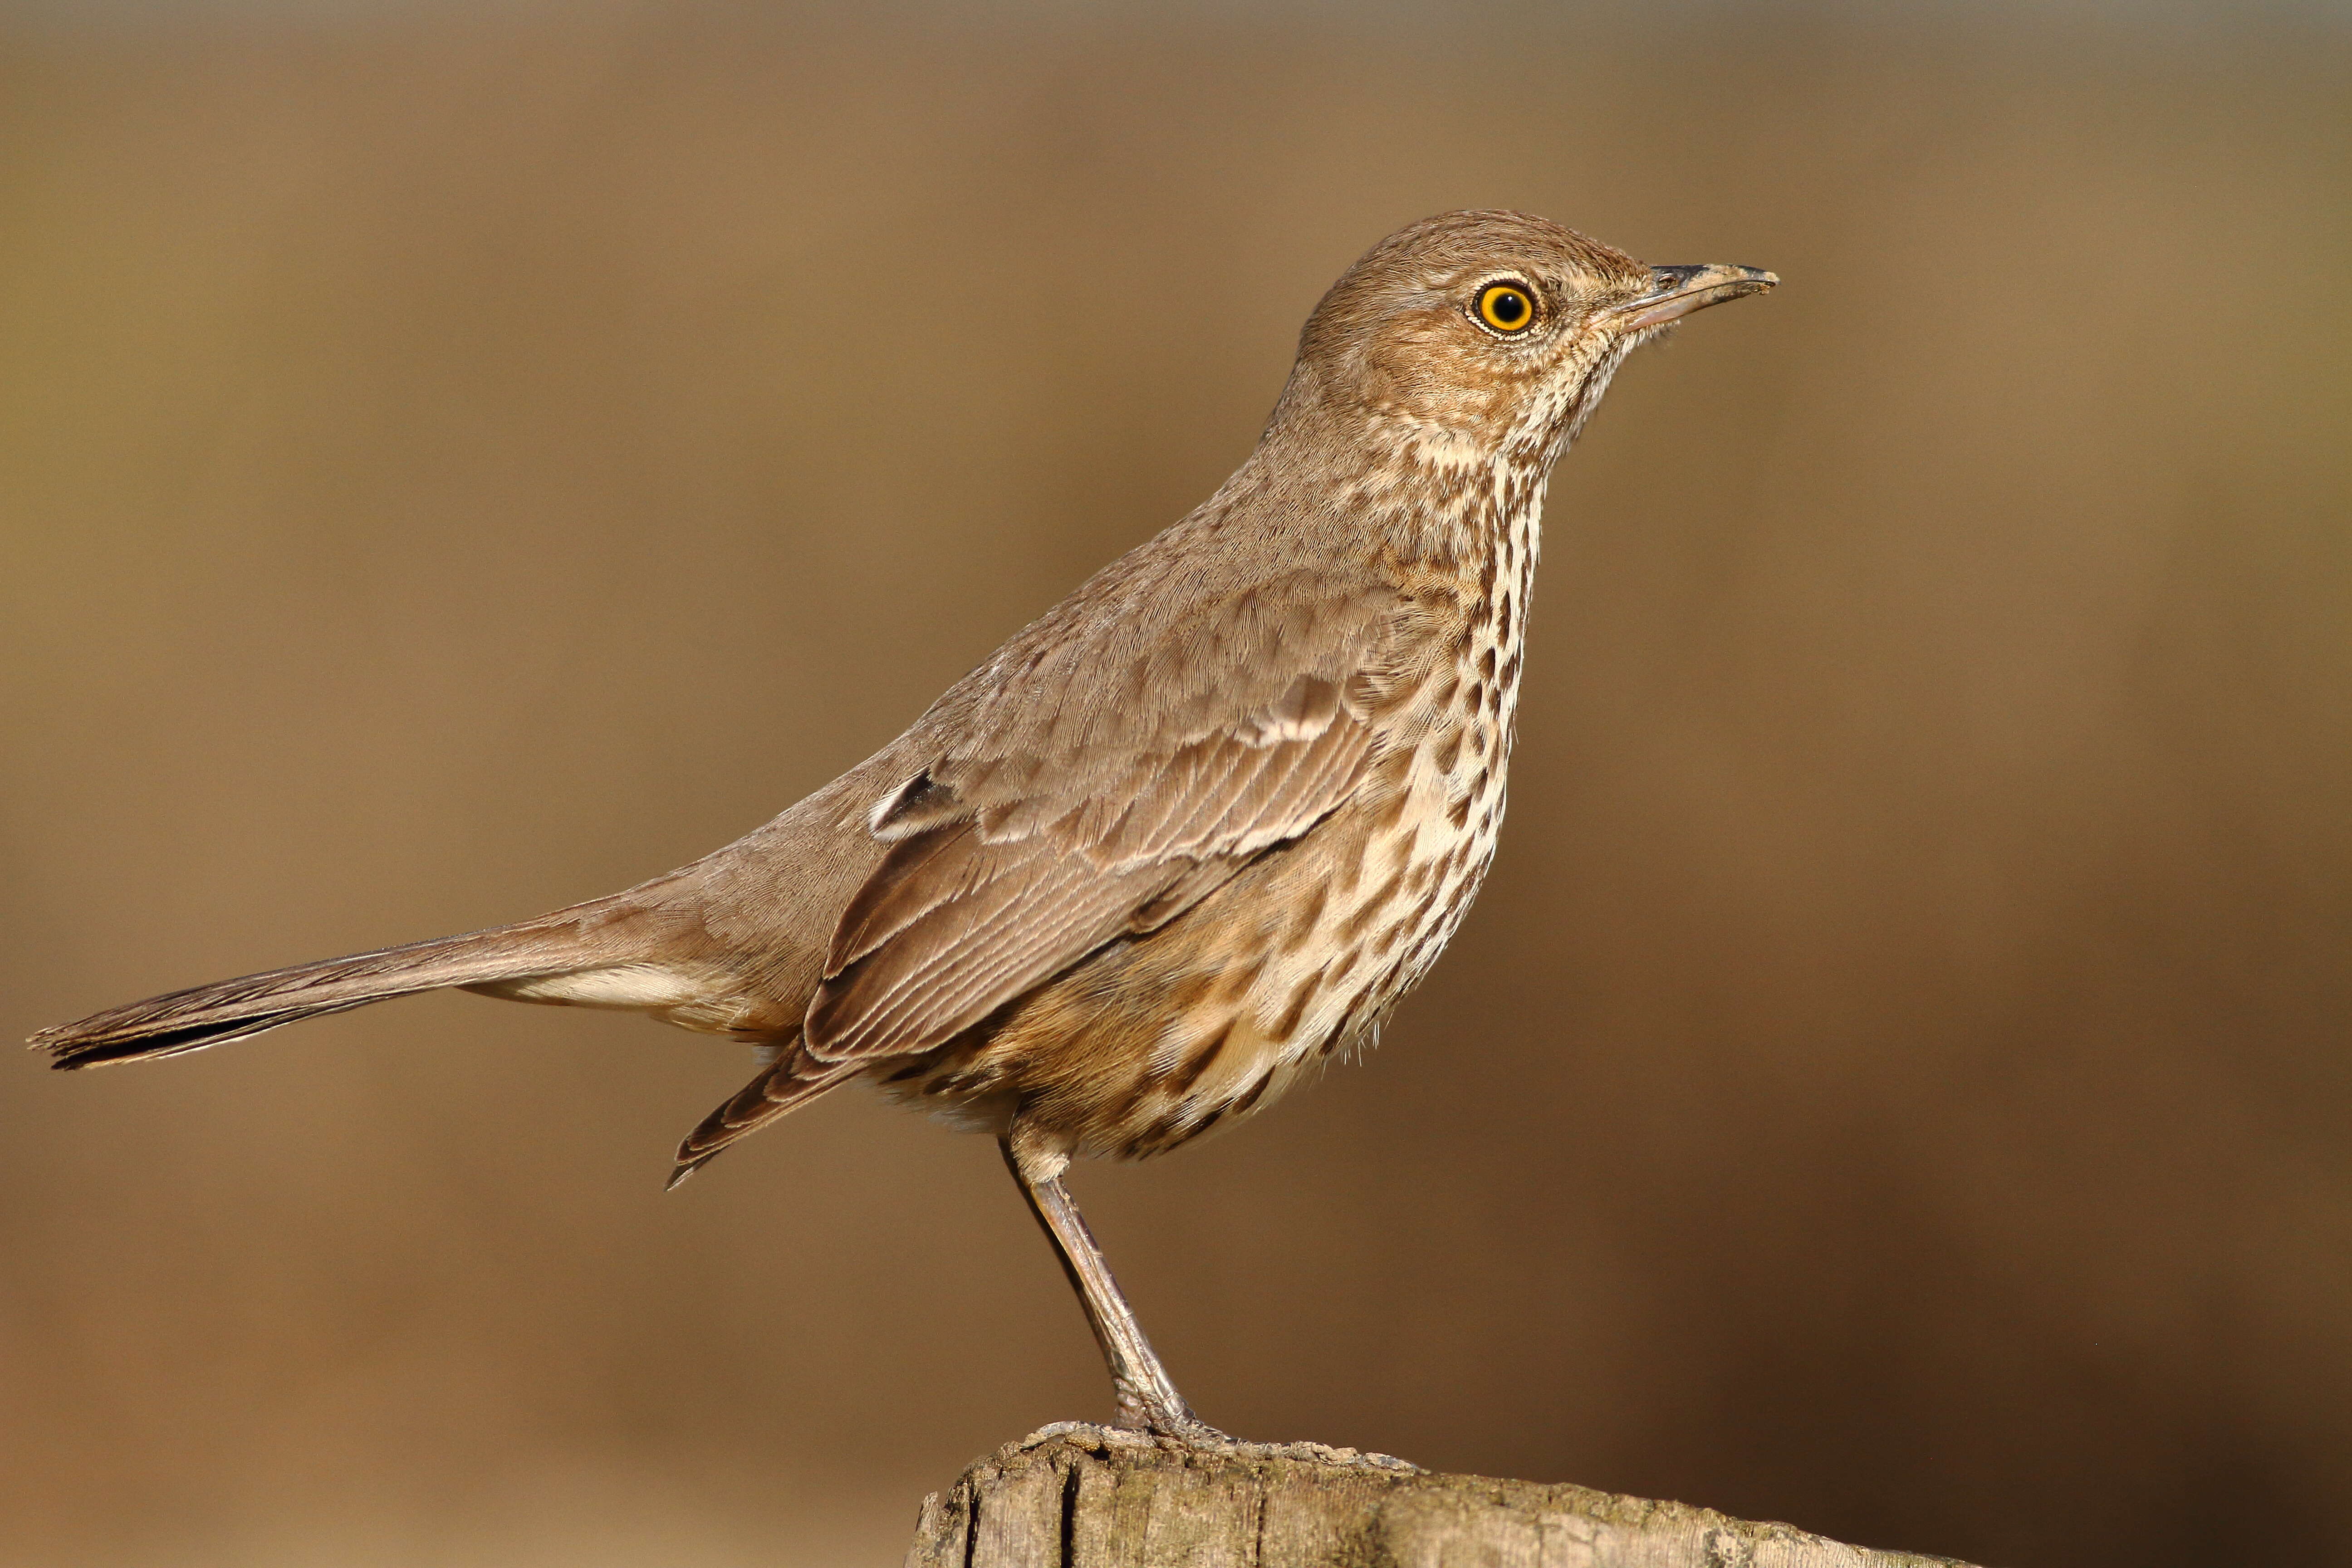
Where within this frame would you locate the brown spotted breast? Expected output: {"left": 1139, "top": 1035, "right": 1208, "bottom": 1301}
{"left": 876, "top": 461, "right": 1543, "bottom": 1161}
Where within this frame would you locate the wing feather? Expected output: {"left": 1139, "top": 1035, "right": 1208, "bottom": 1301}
{"left": 804, "top": 560, "right": 1406, "bottom": 1065}
{"left": 806, "top": 842, "right": 1181, "bottom": 1059}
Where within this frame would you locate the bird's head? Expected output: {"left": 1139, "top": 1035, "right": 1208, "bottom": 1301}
{"left": 1279, "top": 209, "right": 1774, "bottom": 470}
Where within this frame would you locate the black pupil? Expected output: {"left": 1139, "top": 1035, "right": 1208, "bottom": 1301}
{"left": 1491, "top": 289, "right": 1526, "bottom": 324}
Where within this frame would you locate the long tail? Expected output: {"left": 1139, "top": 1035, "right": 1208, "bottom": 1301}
{"left": 30, "top": 907, "right": 650, "bottom": 1070}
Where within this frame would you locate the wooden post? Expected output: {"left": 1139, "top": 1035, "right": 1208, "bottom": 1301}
{"left": 907, "top": 1424, "right": 1979, "bottom": 1568}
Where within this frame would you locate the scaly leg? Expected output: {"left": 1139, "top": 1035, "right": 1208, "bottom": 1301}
{"left": 999, "top": 1133, "right": 1225, "bottom": 1441}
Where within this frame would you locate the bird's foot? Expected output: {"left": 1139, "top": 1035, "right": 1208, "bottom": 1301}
{"left": 1106, "top": 1386, "right": 1232, "bottom": 1447}
{"left": 1024, "top": 1413, "right": 1419, "bottom": 1473}
{"left": 1238, "top": 1436, "right": 1421, "bottom": 1473}
{"left": 1121, "top": 1410, "right": 1236, "bottom": 1448}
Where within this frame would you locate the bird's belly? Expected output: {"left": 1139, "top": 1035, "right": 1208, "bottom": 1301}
{"left": 876, "top": 695, "right": 1514, "bottom": 1161}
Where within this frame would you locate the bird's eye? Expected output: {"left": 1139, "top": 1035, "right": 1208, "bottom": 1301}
{"left": 1475, "top": 281, "right": 1538, "bottom": 335}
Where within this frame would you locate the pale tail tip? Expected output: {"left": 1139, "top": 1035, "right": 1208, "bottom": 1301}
{"left": 30, "top": 1030, "right": 92, "bottom": 1068}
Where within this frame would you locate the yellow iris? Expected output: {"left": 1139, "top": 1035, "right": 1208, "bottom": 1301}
{"left": 1475, "top": 282, "right": 1536, "bottom": 334}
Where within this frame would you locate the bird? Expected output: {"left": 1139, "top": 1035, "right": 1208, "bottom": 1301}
{"left": 32, "top": 210, "right": 1773, "bottom": 1441}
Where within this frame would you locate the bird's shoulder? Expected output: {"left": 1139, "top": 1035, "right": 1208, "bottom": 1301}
{"left": 901, "top": 505, "right": 1481, "bottom": 816}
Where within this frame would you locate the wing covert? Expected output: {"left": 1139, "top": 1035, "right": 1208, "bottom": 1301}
{"left": 804, "top": 668, "right": 1383, "bottom": 1064}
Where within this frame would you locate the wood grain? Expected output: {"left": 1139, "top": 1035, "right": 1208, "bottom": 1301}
{"left": 907, "top": 1425, "right": 1981, "bottom": 1568}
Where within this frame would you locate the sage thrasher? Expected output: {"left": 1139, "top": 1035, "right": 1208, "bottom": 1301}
{"left": 34, "top": 210, "right": 1774, "bottom": 1440}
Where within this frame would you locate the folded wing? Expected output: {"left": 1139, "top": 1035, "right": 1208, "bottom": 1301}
{"left": 804, "top": 564, "right": 1403, "bottom": 1065}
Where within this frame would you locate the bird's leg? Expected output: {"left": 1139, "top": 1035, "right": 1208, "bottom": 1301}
{"left": 999, "top": 1133, "right": 1225, "bottom": 1443}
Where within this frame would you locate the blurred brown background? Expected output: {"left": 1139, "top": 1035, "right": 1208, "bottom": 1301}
{"left": 3, "top": 2, "right": 2347, "bottom": 1564}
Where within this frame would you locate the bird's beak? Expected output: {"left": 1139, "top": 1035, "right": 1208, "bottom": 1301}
{"left": 1611, "top": 264, "right": 1778, "bottom": 331}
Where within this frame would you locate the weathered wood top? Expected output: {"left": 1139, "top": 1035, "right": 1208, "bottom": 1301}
{"left": 907, "top": 1424, "right": 1980, "bottom": 1568}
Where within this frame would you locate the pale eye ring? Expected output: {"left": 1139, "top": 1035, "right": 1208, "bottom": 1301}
{"left": 1474, "top": 280, "right": 1538, "bottom": 335}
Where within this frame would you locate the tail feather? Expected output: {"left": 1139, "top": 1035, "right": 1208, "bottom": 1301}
{"left": 668, "top": 1049, "right": 858, "bottom": 1188}
{"left": 31, "top": 912, "right": 645, "bottom": 1070}
{"left": 39, "top": 1000, "right": 384, "bottom": 1069}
